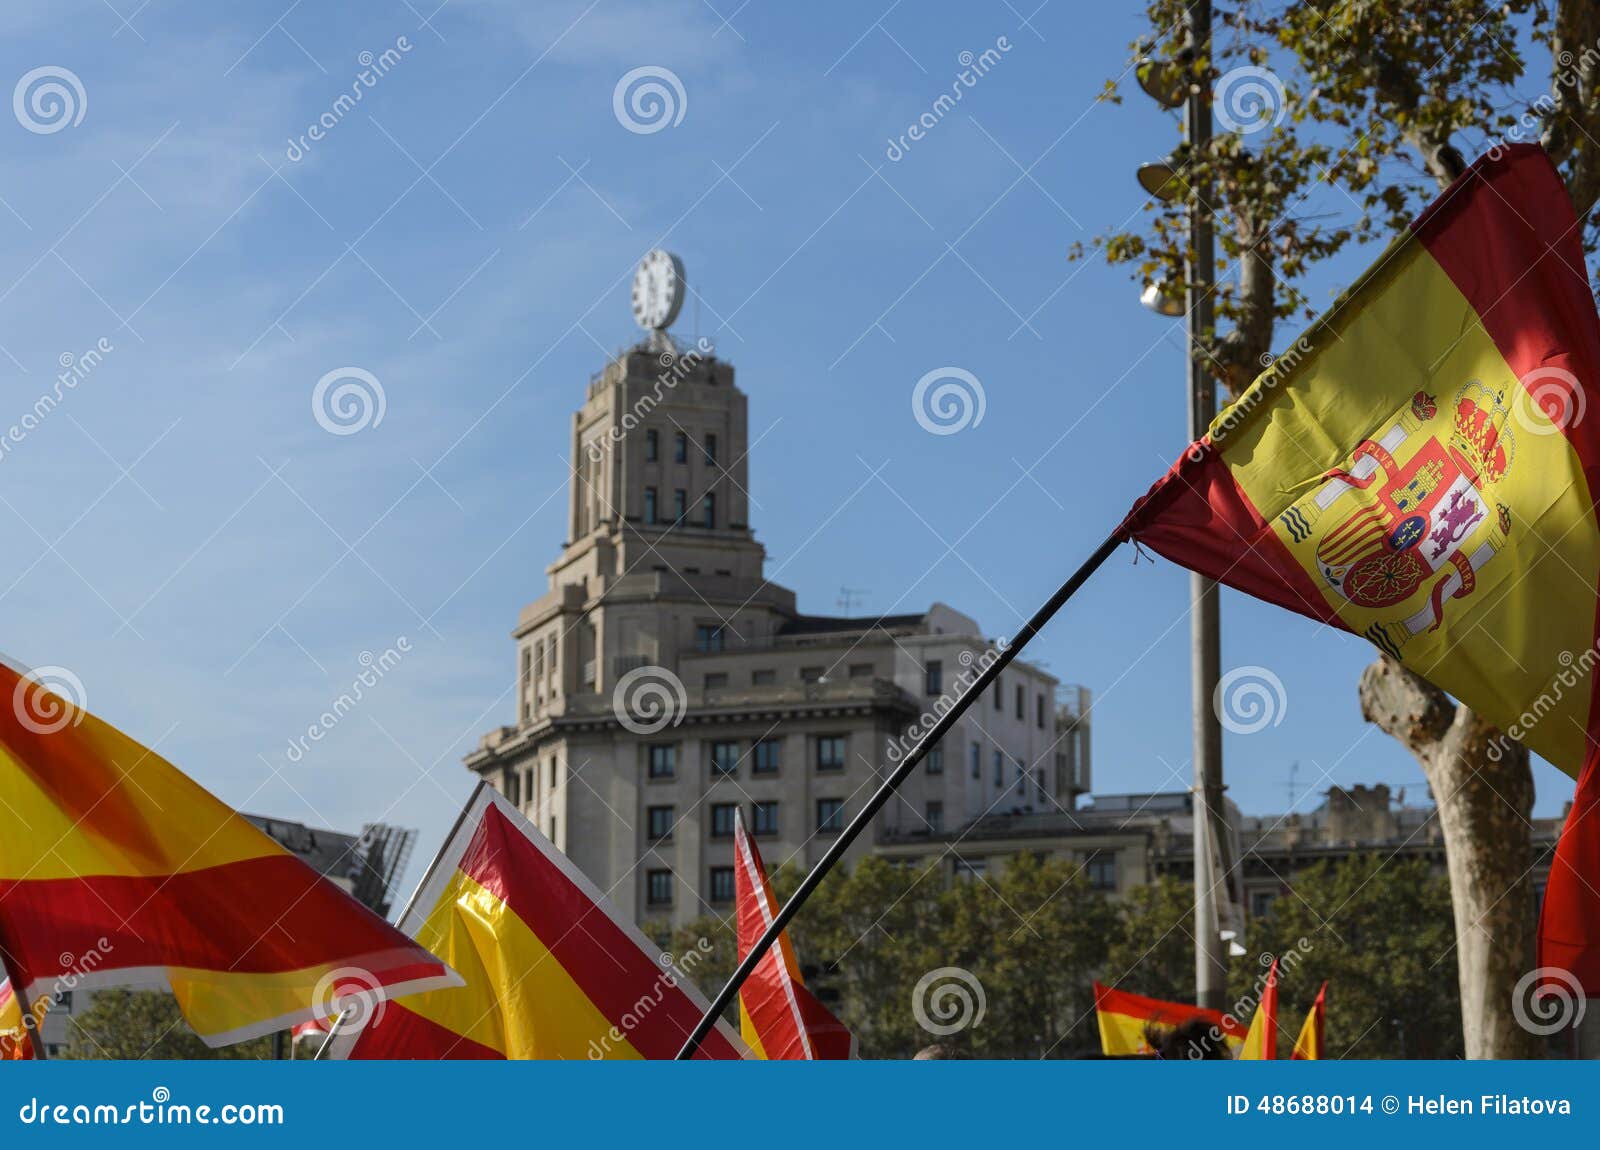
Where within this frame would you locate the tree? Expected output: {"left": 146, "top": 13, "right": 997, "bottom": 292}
{"left": 1088, "top": 0, "right": 1599, "bottom": 1057}
{"left": 670, "top": 853, "right": 1120, "bottom": 1058}
{"left": 1245, "top": 855, "right": 1462, "bottom": 1058}
{"left": 1103, "top": 874, "right": 1198, "bottom": 1004}
{"left": 56, "top": 990, "right": 271, "bottom": 1061}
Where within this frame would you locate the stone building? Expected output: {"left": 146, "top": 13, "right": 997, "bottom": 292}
{"left": 464, "top": 333, "right": 1092, "bottom": 927}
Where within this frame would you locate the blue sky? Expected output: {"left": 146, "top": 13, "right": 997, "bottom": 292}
{"left": 0, "top": 0, "right": 1571, "bottom": 888}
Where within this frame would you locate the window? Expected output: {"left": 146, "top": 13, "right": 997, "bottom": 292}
{"left": 925, "top": 801, "right": 944, "bottom": 833}
{"left": 1250, "top": 891, "right": 1278, "bottom": 919}
{"left": 992, "top": 749, "right": 1003, "bottom": 786}
{"left": 674, "top": 431, "right": 688, "bottom": 463}
{"left": 709, "top": 866, "right": 735, "bottom": 904}
{"left": 703, "top": 672, "right": 728, "bottom": 689}
{"left": 519, "top": 647, "right": 531, "bottom": 719}
{"left": 647, "top": 805, "right": 674, "bottom": 841}
{"left": 1037, "top": 692, "right": 1046, "bottom": 729}
{"left": 702, "top": 493, "right": 716, "bottom": 529}
{"left": 753, "top": 739, "right": 781, "bottom": 774}
{"left": 549, "top": 815, "right": 558, "bottom": 844}
{"left": 505, "top": 769, "right": 521, "bottom": 806}
{"left": 954, "top": 857, "right": 987, "bottom": 880}
{"left": 696, "top": 625, "right": 725, "bottom": 653}
{"left": 800, "top": 666, "right": 824, "bottom": 683}
{"left": 927, "top": 745, "right": 944, "bottom": 775}
{"left": 816, "top": 798, "right": 845, "bottom": 834}
{"left": 1086, "top": 854, "right": 1117, "bottom": 892}
{"left": 711, "top": 740, "right": 740, "bottom": 776}
{"left": 816, "top": 735, "right": 846, "bottom": 771}
{"left": 752, "top": 801, "right": 780, "bottom": 836}
{"left": 704, "top": 433, "right": 718, "bottom": 464}
{"left": 970, "top": 741, "right": 981, "bottom": 780}
{"left": 548, "top": 757, "right": 559, "bottom": 790}
{"left": 1015, "top": 683, "right": 1024, "bottom": 719}
{"left": 711, "top": 803, "right": 737, "bottom": 838}
{"left": 925, "top": 660, "right": 943, "bottom": 695}
{"left": 752, "top": 668, "right": 776, "bottom": 686}
{"left": 645, "top": 429, "right": 659, "bottom": 462}
{"left": 848, "top": 662, "right": 873, "bottom": 679}
{"left": 673, "top": 488, "right": 687, "bottom": 520}
{"left": 994, "top": 676, "right": 1003, "bottom": 710}
{"left": 646, "top": 869, "right": 674, "bottom": 906}
{"left": 648, "top": 744, "right": 676, "bottom": 779}
{"left": 644, "top": 487, "right": 658, "bottom": 524}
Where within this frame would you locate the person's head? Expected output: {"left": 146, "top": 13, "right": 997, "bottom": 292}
{"left": 1143, "top": 1018, "right": 1232, "bottom": 1060}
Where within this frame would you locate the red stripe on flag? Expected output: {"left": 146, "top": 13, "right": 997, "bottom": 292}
{"left": 0, "top": 855, "right": 437, "bottom": 987}
{"left": 1118, "top": 440, "right": 1352, "bottom": 632}
{"left": 346, "top": 1001, "right": 504, "bottom": 1060}
{"left": 456, "top": 805, "right": 742, "bottom": 1060}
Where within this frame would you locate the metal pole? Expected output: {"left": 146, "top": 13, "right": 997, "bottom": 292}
{"left": 1185, "top": 0, "right": 1229, "bottom": 1014}
{"left": 677, "top": 531, "right": 1126, "bottom": 1058}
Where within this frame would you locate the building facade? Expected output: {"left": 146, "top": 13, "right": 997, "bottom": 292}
{"left": 464, "top": 336, "right": 1092, "bottom": 927}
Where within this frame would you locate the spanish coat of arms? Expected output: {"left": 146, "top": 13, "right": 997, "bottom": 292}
{"left": 1277, "top": 381, "right": 1513, "bottom": 659}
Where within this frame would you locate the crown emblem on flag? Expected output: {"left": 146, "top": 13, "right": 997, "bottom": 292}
{"left": 1449, "top": 382, "right": 1514, "bottom": 484}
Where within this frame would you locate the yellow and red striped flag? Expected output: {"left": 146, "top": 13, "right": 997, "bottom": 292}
{"left": 0, "top": 978, "right": 31, "bottom": 1060}
{"left": 329, "top": 783, "right": 746, "bottom": 1060}
{"left": 1239, "top": 959, "right": 1280, "bottom": 1060}
{"left": 0, "top": 660, "right": 455, "bottom": 1048}
{"left": 1093, "top": 981, "right": 1245, "bottom": 1056}
{"left": 1292, "top": 981, "right": 1328, "bottom": 1060}
{"left": 733, "top": 811, "right": 854, "bottom": 1059}
{"left": 1117, "top": 145, "right": 1600, "bottom": 987}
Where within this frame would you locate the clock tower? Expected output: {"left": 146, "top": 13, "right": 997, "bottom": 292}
{"left": 465, "top": 250, "right": 1091, "bottom": 926}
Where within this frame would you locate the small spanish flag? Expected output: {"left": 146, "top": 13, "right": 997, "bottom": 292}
{"left": 0, "top": 978, "right": 31, "bottom": 1060}
{"left": 733, "top": 811, "right": 854, "bottom": 1059}
{"left": 329, "top": 783, "right": 745, "bottom": 1059}
{"left": 1238, "top": 959, "right": 1279, "bottom": 1060}
{"left": 1118, "top": 144, "right": 1600, "bottom": 989}
{"left": 1292, "top": 981, "right": 1328, "bottom": 1060}
{"left": 1093, "top": 981, "right": 1245, "bottom": 1056}
{"left": 0, "top": 659, "right": 455, "bottom": 1048}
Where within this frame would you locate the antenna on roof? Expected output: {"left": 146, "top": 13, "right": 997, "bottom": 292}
{"left": 1287, "top": 760, "right": 1299, "bottom": 813}
{"left": 837, "top": 586, "right": 869, "bottom": 614}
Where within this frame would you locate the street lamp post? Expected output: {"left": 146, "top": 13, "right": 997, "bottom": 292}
{"left": 1137, "top": 0, "right": 1229, "bottom": 1013}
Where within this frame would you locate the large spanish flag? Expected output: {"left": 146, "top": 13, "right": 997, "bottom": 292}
{"left": 1093, "top": 981, "right": 1246, "bottom": 1056}
{"left": 1118, "top": 144, "right": 1600, "bottom": 986}
{"left": 0, "top": 660, "right": 455, "bottom": 1048}
{"left": 1292, "top": 981, "right": 1327, "bottom": 1060}
{"left": 328, "top": 783, "right": 746, "bottom": 1060}
{"left": 733, "top": 812, "right": 854, "bottom": 1059}
{"left": 1238, "top": 958, "right": 1279, "bottom": 1060}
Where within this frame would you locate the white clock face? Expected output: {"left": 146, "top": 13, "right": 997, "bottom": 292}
{"left": 631, "top": 249, "right": 686, "bottom": 331}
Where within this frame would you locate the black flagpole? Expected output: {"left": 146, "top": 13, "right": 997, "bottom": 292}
{"left": 676, "top": 531, "right": 1125, "bottom": 1058}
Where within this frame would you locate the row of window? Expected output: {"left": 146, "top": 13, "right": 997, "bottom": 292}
{"left": 644, "top": 429, "right": 718, "bottom": 466}
{"left": 647, "top": 736, "right": 847, "bottom": 779}
{"left": 947, "top": 853, "right": 1116, "bottom": 890}
{"left": 964, "top": 741, "right": 1053, "bottom": 798}
{"left": 647, "top": 798, "right": 845, "bottom": 843}
{"left": 649, "top": 850, "right": 1116, "bottom": 908}
{"left": 921, "top": 662, "right": 1051, "bottom": 730}
{"left": 704, "top": 662, "right": 886, "bottom": 688}
{"left": 644, "top": 802, "right": 847, "bottom": 908}
{"left": 644, "top": 487, "right": 716, "bottom": 529}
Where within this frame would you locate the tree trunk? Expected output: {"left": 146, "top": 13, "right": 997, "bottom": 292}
{"left": 1359, "top": 657, "right": 1541, "bottom": 1058}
